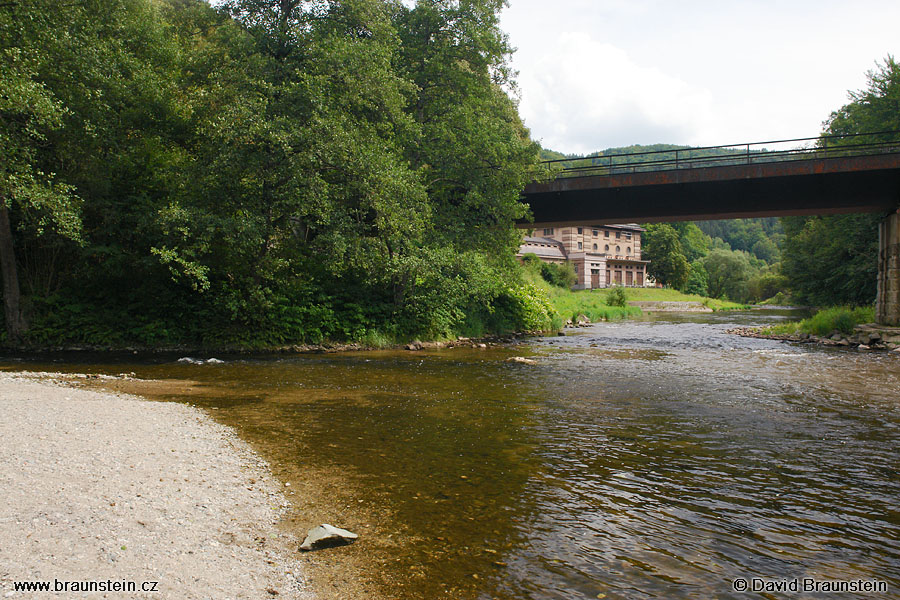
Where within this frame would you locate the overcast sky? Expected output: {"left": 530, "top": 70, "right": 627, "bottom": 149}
{"left": 500, "top": 0, "right": 900, "bottom": 155}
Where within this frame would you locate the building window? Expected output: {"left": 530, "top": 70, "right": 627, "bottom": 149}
{"left": 616, "top": 246, "right": 621, "bottom": 253}
{"left": 627, "top": 247, "right": 632, "bottom": 255}
{"left": 574, "top": 265, "right": 578, "bottom": 273}
{"left": 543, "top": 228, "right": 554, "bottom": 235}
{"left": 626, "top": 232, "right": 632, "bottom": 239}
{"left": 604, "top": 231, "right": 609, "bottom": 238}
{"left": 604, "top": 244, "right": 609, "bottom": 252}
{"left": 592, "top": 229, "right": 599, "bottom": 236}
{"left": 578, "top": 242, "right": 583, "bottom": 250}
{"left": 593, "top": 243, "right": 598, "bottom": 250}
{"left": 577, "top": 227, "right": 583, "bottom": 234}
{"left": 616, "top": 232, "right": 621, "bottom": 239}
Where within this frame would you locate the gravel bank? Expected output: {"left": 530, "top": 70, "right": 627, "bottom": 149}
{"left": 627, "top": 301, "right": 714, "bottom": 312}
{"left": 0, "top": 372, "right": 312, "bottom": 599}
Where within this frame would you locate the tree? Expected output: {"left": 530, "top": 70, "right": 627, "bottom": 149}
{"left": 703, "top": 248, "right": 751, "bottom": 301}
{"left": 395, "top": 0, "right": 538, "bottom": 256}
{"left": 671, "top": 222, "right": 710, "bottom": 263}
{"left": 1, "top": 0, "right": 544, "bottom": 346}
{"left": 0, "top": 1, "right": 88, "bottom": 341}
{"left": 825, "top": 56, "right": 900, "bottom": 136}
{"left": 642, "top": 224, "right": 689, "bottom": 289}
{"left": 781, "top": 214, "right": 879, "bottom": 306}
{"left": 750, "top": 237, "right": 779, "bottom": 263}
{"left": 746, "top": 269, "right": 789, "bottom": 303}
{"left": 683, "top": 261, "right": 709, "bottom": 296}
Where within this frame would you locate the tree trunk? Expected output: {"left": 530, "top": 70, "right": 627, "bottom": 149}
{"left": 0, "top": 201, "right": 27, "bottom": 342}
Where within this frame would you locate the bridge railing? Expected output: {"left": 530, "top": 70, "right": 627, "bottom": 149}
{"left": 537, "top": 131, "right": 900, "bottom": 180}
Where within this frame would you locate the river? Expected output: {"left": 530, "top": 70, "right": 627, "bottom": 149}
{"left": 3, "top": 309, "right": 899, "bottom": 599}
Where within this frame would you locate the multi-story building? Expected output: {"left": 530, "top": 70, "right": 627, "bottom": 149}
{"left": 518, "top": 224, "right": 651, "bottom": 289}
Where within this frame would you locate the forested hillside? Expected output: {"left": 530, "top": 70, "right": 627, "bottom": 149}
{"left": 0, "top": 0, "right": 552, "bottom": 347}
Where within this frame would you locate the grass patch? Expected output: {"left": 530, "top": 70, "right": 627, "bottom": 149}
{"left": 359, "top": 329, "right": 398, "bottom": 349}
{"left": 521, "top": 269, "right": 751, "bottom": 326}
{"left": 524, "top": 271, "right": 641, "bottom": 323}
{"left": 760, "top": 305, "right": 875, "bottom": 337}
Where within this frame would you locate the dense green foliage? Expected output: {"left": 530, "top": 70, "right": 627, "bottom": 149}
{"left": 641, "top": 224, "right": 690, "bottom": 289}
{"left": 521, "top": 254, "right": 576, "bottom": 288}
{"left": 520, "top": 262, "right": 635, "bottom": 324}
{"left": 695, "top": 219, "right": 783, "bottom": 263}
{"left": 781, "top": 214, "right": 879, "bottom": 306}
{"left": 605, "top": 285, "right": 627, "bottom": 307}
{"left": 0, "top": 0, "right": 544, "bottom": 347}
{"left": 615, "top": 221, "right": 781, "bottom": 304}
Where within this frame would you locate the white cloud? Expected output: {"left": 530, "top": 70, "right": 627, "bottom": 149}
{"left": 502, "top": 0, "right": 900, "bottom": 154}
{"left": 517, "top": 32, "right": 715, "bottom": 154}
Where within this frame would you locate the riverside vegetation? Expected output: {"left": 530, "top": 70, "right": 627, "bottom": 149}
{"left": 3, "top": 0, "right": 897, "bottom": 349}
{"left": 520, "top": 254, "right": 746, "bottom": 326}
{"left": 757, "top": 306, "right": 876, "bottom": 338}
{"left": 0, "top": 0, "right": 553, "bottom": 349}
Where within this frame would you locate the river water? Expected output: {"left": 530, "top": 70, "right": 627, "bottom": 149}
{"left": 3, "top": 309, "right": 899, "bottom": 599}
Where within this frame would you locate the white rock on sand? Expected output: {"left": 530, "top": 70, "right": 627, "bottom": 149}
{"left": 0, "top": 372, "right": 313, "bottom": 599}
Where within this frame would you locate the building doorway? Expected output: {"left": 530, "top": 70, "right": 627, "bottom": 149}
{"left": 591, "top": 269, "right": 600, "bottom": 288}
{"left": 626, "top": 271, "right": 633, "bottom": 286}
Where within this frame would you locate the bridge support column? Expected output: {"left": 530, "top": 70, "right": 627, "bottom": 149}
{"left": 877, "top": 208, "right": 900, "bottom": 326}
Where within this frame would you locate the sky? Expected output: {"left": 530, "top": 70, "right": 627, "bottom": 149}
{"left": 499, "top": 0, "right": 900, "bottom": 155}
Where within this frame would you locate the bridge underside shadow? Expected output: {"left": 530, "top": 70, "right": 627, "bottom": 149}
{"left": 520, "top": 154, "right": 900, "bottom": 227}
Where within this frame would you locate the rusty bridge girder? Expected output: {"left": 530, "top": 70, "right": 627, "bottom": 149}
{"left": 520, "top": 153, "right": 900, "bottom": 228}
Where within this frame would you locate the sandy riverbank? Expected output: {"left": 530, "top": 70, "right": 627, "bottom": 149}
{"left": 0, "top": 372, "right": 313, "bottom": 599}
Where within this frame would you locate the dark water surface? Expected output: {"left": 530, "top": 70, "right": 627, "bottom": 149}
{"left": 3, "top": 309, "right": 900, "bottom": 599}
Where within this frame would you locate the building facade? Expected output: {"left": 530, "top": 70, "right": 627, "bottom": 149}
{"left": 518, "top": 224, "right": 651, "bottom": 289}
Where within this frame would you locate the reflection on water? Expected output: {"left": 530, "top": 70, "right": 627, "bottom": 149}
{"left": 3, "top": 309, "right": 900, "bottom": 599}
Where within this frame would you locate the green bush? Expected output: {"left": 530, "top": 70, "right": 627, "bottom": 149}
{"left": 491, "top": 283, "right": 559, "bottom": 332}
{"left": 540, "top": 261, "right": 577, "bottom": 288}
{"left": 605, "top": 285, "right": 628, "bottom": 307}
{"left": 521, "top": 253, "right": 541, "bottom": 268}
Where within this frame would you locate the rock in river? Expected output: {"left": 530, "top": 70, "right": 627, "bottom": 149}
{"left": 506, "top": 356, "right": 537, "bottom": 365}
{"left": 299, "top": 524, "right": 358, "bottom": 551}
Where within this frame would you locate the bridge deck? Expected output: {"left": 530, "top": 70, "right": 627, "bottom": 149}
{"left": 520, "top": 136, "right": 900, "bottom": 227}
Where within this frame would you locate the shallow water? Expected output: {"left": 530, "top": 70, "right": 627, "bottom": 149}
{"left": 4, "top": 309, "right": 899, "bottom": 599}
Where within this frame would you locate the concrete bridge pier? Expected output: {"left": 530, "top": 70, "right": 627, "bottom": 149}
{"left": 877, "top": 208, "right": 900, "bottom": 326}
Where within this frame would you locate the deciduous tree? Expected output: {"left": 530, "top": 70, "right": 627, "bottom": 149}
{"left": 642, "top": 224, "right": 689, "bottom": 289}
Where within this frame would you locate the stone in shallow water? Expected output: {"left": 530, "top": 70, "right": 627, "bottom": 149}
{"left": 505, "top": 356, "right": 537, "bottom": 365}
{"left": 299, "top": 524, "right": 358, "bottom": 551}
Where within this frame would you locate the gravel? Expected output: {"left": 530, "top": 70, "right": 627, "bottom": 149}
{"left": 0, "top": 372, "right": 313, "bottom": 599}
